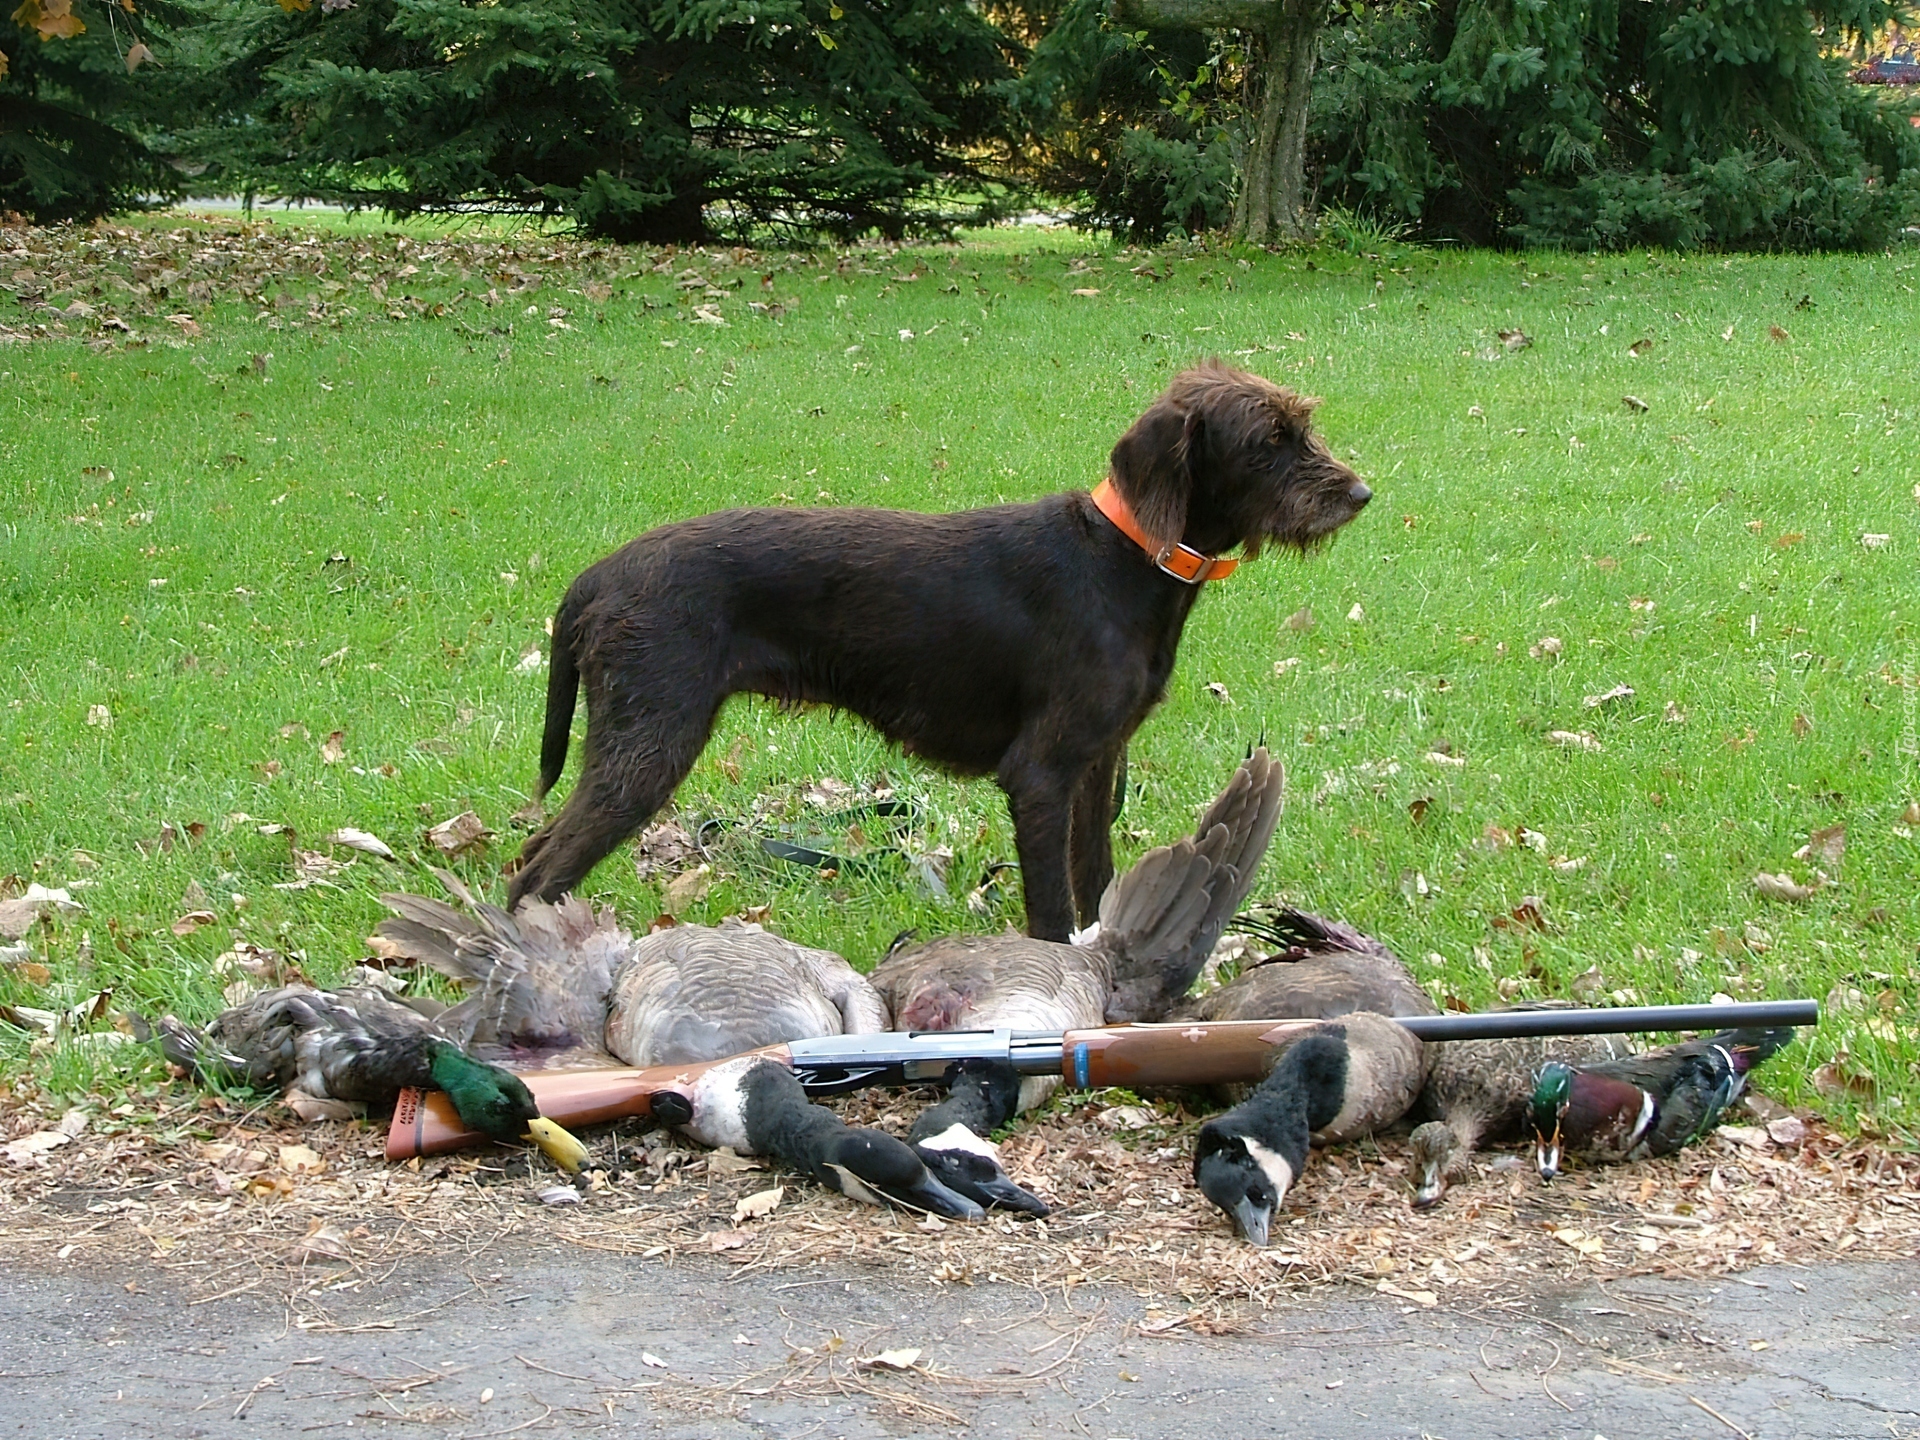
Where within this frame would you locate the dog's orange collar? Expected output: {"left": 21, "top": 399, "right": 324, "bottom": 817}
{"left": 1089, "top": 479, "right": 1239, "bottom": 584}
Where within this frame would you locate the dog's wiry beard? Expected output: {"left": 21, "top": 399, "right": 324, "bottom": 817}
{"left": 1257, "top": 445, "right": 1368, "bottom": 554}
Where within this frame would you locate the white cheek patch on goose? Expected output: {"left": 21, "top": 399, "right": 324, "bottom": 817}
{"left": 1239, "top": 1136, "right": 1296, "bottom": 1204}
{"left": 682, "top": 1055, "right": 761, "bottom": 1152}
{"left": 825, "top": 1164, "right": 887, "bottom": 1208}
{"left": 917, "top": 1123, "right": 999, "bottom": 1160}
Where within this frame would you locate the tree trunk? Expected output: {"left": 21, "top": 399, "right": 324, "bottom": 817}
{"left": 1112, "top": 0, "right": 1328, "bottom": 243}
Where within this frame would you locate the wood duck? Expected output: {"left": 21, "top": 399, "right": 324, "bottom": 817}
{"left": 1529, "top": 1025, "right": 1797, "bottom": 1179}
{"left": 1193, "top": 904, "right": 1439, "bottom": 1023}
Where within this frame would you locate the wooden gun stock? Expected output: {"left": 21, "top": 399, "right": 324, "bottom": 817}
{"left": 386, "top": 1045, "right": 792, "bottom": 1160}
{"left": 1057, "top": 1020, "right": 1317, "bottom": 1089}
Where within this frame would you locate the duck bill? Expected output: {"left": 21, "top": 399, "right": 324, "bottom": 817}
{"left": 1535, "top": 1138, "right": 1562, "bottom": 1181}
{"left": 1231, "top": 1196, "right": 1272, "bottom": 1248}
{"left": 900, "top": 1173, "right": 986, "bottom": 1222}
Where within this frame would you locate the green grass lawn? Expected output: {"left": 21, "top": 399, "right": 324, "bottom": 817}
{"left": 2, "top": 218, "right": 1916, "bottom": 1137}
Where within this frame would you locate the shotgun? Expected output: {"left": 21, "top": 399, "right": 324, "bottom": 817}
{"left": 388, "top": 997, "right": 1818, "bottom": 1160}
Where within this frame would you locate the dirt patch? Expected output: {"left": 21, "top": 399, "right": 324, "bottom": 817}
{"left": 3, "top": 1081, "right": 1915, "bottom": 1326}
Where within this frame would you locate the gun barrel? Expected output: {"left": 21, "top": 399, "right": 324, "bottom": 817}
{"left": 1048, "top": 998, "right": 1818, "bottom": 1091}
{"left": 1392, "top": 997, "right": 1817, "bottom": 1041}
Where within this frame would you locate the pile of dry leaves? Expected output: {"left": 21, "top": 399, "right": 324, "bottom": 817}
{"left": 0, "top": 214, "right": 878, "bottom": 349}
{"left": 2, "top": 1074, "right": 1914, "bottom": 1320}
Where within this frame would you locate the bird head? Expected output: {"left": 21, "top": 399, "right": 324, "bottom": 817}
{"left": 820, "top": 1129, "right": 985, "bottom": 1222}
{"left": 1195, "top": 1139, "right": 1279, "bottom": 1247}
{"left": 426, "top": 1041, "right": 542, "bottom": 1143}
{"left": 1529, "top": 1062, "right": 1575, "bottom": 1181}
{"left": 1407, "top": 1121, "right": 1459, "bottom": 1209}
{"left": 912, "top": 1125, "right": 1049, "bottom": 1217}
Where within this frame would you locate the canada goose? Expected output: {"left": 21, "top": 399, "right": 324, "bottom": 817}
{"left": 681, "top": 1055, "right": 982, "bottom": 1219}
{"left": 874, "top": 747, "right": 1285, "bottom": 1118}
{"left": 372, "top": 886, "right": 1021, "bottom": 1214}
{"left": 1531, "top": 1026, "right": 1797, "bottom": 1180}
{"left": 374, "top": 891, "right": 887, "bottom": 1069}
{"left": 1408, "top": 1007, "right": 1636, "bottom": 1207}
{"left": 1194, "top": 1032, "right": 1349, "bottom": 1246}
{"left": 153, "top": 985, "right": 583, "bottom": 1167}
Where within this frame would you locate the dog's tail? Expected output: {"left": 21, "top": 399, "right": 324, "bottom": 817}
{"left": 1096, "top": 747, "right": 1285, "bottom": 1022}
{"left": 536, "top": 585, "right": 586, "bottom": 798}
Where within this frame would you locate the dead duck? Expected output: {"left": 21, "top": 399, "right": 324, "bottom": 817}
{"left": 373, "top": 885, "right": 1012, "bottom": 1215}
{"left": 1530, "top": 1026, "right": 1798, "bottom": 1179}
{"left": 1195, "top": 1031, "right": 1349, "bottom": 1246}
{"left": 1199, "top": 905, "right": 1438, "bottom": 1022}
{"left": 874, "top": 748, "right": 1284, "bottom": 1099}
{"left": 1408, "top": 1006, "right": 1636, "bottom": 1208}
{"left": 154, "top": 985, "right": 584, "bottom": 1167}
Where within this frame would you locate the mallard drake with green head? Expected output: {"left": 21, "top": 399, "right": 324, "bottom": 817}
{"left": 1529, "top": 1025, "right": 1797, "bottom": 1179}
{"left": 1408, "top": 1007, "right": 1636, "bottom": 1208}
{"left": 155, "top": 985, "right": 581, "bottom": 1164}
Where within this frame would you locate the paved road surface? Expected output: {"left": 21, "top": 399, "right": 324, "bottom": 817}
{"left": 3, "top": 1249, "right": 1915, "bottom": 1438}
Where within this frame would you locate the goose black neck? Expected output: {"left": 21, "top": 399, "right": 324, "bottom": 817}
{"left": 739, "top": 1059, "right": 850, "bottom": 1173}
{"left": 909, "top": 1060, "right": 1022, "bottom": 1146}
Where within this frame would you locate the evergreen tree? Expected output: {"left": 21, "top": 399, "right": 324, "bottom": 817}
{"left": 182, "top": 0, "right": 1019, "bottom": 242}
{"left": 1004, "top": 0, "right": 1236, "bottom": 240}
{"left": 1313, "top": 0, "right": 1920, "bottom": 249}
{"left": 1, "top": 0, "right": 188, "bottom": 222}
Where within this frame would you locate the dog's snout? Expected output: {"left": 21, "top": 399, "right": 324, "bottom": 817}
{"left": 1348, "top": 480, "right": 1372, "bottom": 507}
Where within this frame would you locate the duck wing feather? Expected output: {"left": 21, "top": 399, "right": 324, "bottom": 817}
{"left": 375, "top": 892, "right": 624, "bottom": 1064}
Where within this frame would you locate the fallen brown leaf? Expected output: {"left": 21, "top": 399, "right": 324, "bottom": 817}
{"left": 1793, "top": 823, "right": 1844, "bottom": 868}
{"left": 1753, "top": 871, "right": 1821, "bottom": 902}
{"left": 323, "top": 827, "right": 396, "bottom": 860}
{"left": 423, "top": 811, "right": 492, "bottom": 858}
{"left": 170, "top": 911, "right": 218, "bottom": 937}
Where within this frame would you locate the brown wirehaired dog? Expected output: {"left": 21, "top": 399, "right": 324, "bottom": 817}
{"left": 507, "top": 361, "right": 1370, "bottom": 940}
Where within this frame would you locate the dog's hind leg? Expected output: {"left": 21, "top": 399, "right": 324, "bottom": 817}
{"left": 506, "top": 695, "right": 722, "bottom": 908}
{"left": 1067, "top": 744, "right": 1124, "bottom": 930}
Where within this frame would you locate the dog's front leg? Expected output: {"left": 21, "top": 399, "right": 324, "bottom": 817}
{"left": 999, "top": 749, "right": 1085, "bottom": 943}
{"left": 1067, "top": 745, "right": 1124, "bottom": 929}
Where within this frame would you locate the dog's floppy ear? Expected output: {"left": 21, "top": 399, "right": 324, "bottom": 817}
{"left": 1108, "top": 399, "right": 1197, "bottom": 553}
